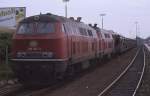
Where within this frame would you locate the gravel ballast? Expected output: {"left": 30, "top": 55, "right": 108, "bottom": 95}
{"left": 136, "top": 48, "right": 150, "bottom": 96}
{"left": 42, "top": 48, "right": 138, "bottom": 96}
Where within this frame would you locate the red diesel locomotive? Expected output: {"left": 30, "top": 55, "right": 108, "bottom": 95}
{"left": 10, "top": 13, "right": 135, "bottom": 85}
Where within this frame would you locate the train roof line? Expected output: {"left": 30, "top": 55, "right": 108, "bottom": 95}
{"left": 21, "top": 13, "right": 84, "bottom": 24}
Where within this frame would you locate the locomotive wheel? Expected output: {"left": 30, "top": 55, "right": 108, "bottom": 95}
{"left": 89, "top": 59, "right": 97, "bottom": 68}
{"left": 107, "top": 54, "right": 112, "bottom": 60}
{"left": 66, "top": 65, "right": 75, "bottom": 76}
{"left": 66, "top": 63, "right": 82, "bottom": 77}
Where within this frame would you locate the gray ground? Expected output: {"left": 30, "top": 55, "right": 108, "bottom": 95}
{"left": 136, "top": 48, "right": 150, "bottom": 96}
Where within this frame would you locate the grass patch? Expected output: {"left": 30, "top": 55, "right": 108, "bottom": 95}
{"left": 0, "top": 28, "right": 15, "bottom": 80}
{"left": 0, "top": 63, "right": 14, "bottom": 80}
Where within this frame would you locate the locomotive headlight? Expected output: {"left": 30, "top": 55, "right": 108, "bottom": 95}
{"left": 17, "top": 52, "right": 26, "bottom": 58}
{"left": 47, "top": 52, "right": 53, "bottom": 58}
{"left": 42, "top": 52, "right": 53, "bottom": 58}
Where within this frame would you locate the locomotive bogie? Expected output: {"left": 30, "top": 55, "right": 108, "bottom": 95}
{"left": 11, "top": 60, "right": 68, "bottom": 85}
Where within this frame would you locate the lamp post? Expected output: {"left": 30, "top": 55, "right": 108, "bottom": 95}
{"left": 135, "top": 21, "right": 138, "bottom": 45}
{"left": 63, "top": 0, "right": 69, "bottom": 18}
{"left": 100, "top": 13, "right": 106, "bottom": 29}
{"left": 135, "top": 21, "right": 138, "bottom": 38}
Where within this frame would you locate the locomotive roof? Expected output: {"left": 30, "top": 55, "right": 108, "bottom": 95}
{"left": 20, "top": 13, "right": 80, "bottom": 23}
{"left": 20, "top": 13, "right": 96, "bottom": 31}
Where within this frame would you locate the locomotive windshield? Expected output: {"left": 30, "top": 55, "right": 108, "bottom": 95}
{"left": 37, "top": 23, "right": 55, "bottom": 33}
{"left": 17, "top": 23, "right": 33, "bottom": 34}
{"left": 17, "top": 22, "right": 55, "bottom": 34}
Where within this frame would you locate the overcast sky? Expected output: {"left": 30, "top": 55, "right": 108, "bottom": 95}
{"left": 0, "top": 0, "right": 150, "bottom": 38}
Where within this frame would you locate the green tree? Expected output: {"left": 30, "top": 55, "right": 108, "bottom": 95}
{"left": 0, "top": 32, "right": 12, "bottom": 62}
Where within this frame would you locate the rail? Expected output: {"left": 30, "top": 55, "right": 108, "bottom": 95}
{"left": 98, "top": 47, "right": 145, "bottom": 96}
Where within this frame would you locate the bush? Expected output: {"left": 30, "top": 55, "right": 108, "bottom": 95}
{"left": 0, "top": 32, "right": 13, "bottom": 62}
{"left": 0, "top": 64, "right": 14, "bottom": 80}
{"left": 0, "top": 32, "right": 13, "bottom": 80}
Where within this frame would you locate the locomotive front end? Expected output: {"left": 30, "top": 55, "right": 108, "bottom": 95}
{"left": 10, "top": 15, "right": 68, "bottom": 85}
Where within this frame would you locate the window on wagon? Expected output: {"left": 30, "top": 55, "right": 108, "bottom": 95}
{"left": 88, "top": 30, "right": 93, "bottom": 36}
{"left": 104, "top": 34, "right": 110, "bottom": 38}
{"left": 79, "top": 28, "right": 88, "bottom": 36}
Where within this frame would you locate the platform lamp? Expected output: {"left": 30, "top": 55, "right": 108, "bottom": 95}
{"left": 100, "top": 13, "right": 106, "bottom": 29}
{"left": 63, "top": 0, "right": 70, "bottom": 18}
{"left": 135, "top": 21, "right": 138, "bottom": 45}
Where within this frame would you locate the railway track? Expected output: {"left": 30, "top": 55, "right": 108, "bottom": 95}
{"left": 0, "top": 84, "right": 22, "bottom": 96}
{"left": 16, "top": 48, "right": 139, "bottom": 96}
{"left": 10, "top": 83, "right": 62, "bottom": 96}
{"left": 3, "top": 48, "right": 139, "bottom": 96}
{"left": 98, "top": 47, "right": 145, "bottom": 96}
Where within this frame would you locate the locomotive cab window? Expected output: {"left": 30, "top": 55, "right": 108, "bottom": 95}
{"left": 62, "top": 24, "right": 66, "bottom": 33}
{"left": 17, "top": 23, "right": 33, "bottom": 34}
{"left": 37, "top": 23, "right": 55, "bottom": 33}
{"left": 17, "top": 22, "right": 55, "bottom": 34}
